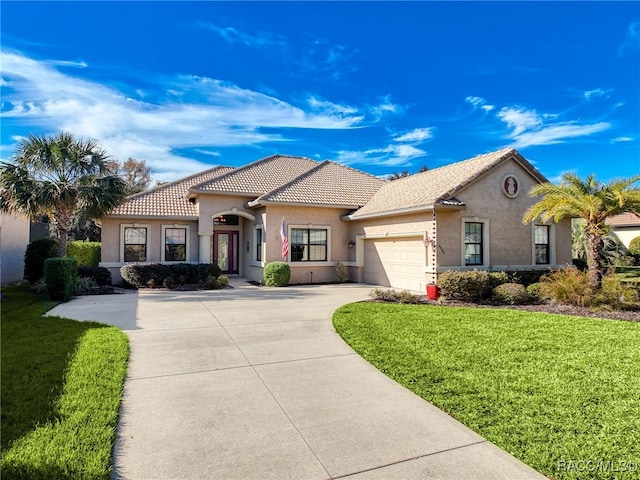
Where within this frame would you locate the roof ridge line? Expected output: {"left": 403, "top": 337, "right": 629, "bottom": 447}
{"left": 124, "top": 165, "right": 232, "bottom": 199}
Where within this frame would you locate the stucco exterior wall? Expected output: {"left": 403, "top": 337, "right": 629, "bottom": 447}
{"left": 611, "top": 227, "right": 640, "bottom": 249}
{"left": 100, "top": 218, "right": 199, "bottom": 282}
{"left": 347, "top": 158, "right": 572, "bottom": 284}
{"left": 263, "top": 205, "right": 353, "bottom": 284}
{"left": 1, "top": 213, "right": 30, "bottom": 285}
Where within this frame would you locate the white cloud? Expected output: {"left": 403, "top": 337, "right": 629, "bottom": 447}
{"left": 0, "top": 49, "right": 398, "bottom": 178}
{"left": 393, "top": 127, "right": 434, "bottom": 143}
{"left": 197, "top": 23, "right": 283, "bottom": 49}
{"left": 335, "top": 143, "right": 426, "bottom": 167}
{"left": 497, "top": 106, "right": 610, "bottom": 148}
{"left": 612, "top": 136, "right": 633, "bottom": 143}
{"left": 618, "top": 21, "right": 639, "bottom": 56}
{"left": 465, "top": 95, "right": 495, "bottom": 112}
{"left": 583, "top": 88, "right": 613, "bottom": 100}
{"left": 498, "top": 106, "right": 543, "bottom": 137}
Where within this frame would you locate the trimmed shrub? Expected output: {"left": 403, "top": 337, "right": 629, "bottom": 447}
{"left": 44, "top": 257, "right": 78, "bottom": 301}
{"left": 120, "top": 263, "right": 221, "bottom": 288}
{"left": 163, "top": 277, "right": 175, "bottom": 289}
{"left": 369, "top": 288, "right": 422, "bottom": 304}
{"left": 437, "top": 270, "right": 509, "bottom": 301}
{"left": 77, "top": 266, "right": 112, "bottom": 286}
{"left": 24, "top": 237, "right": 58, "bottom": 283}
{"left": 264, "top": 261, "right": 290, "bottom": 287}
{"left": 509, "top": 270, "right": 548, "bottom": 286}
{"left": 628, "top": 236, "right": 640, "bottom": 255}
{"left": 539, "top": 268, "right": 591, "bottom": 307}
{"left": 67, "top": 240, "right": 101, "bottom": 267}
{"left": 197, "top": 263, "right": 222, "bottom": 283}
{"left": 493, "top": 283, "right": 530, "bottom": 305}
{"left": 216, "top": 275, "right": 230, "bottom": 288}
{"left": 526, "top": 283, "right": 542, "bottom": 302}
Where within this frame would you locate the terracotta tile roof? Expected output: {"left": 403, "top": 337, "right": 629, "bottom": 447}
{"left": 107, "top": 166, "right": 235, "bottom": 217}
{"left": 192, "top": 154, "right": 319, "bottom": 195}
{"left": 606, "top": 212, "right": 640, "bottom": 227}
{"left": 250, "top": 161, "right": 386, "bottom": 208}
{"left": 349, "top": 147, "right": 540, "bottom": 219}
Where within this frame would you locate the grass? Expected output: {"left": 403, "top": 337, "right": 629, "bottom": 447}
{"left": 333, "top": 302, "right": 640, "bottom": 480}
{"left": 1, "top": 285, "right": 129, "bottom": 480}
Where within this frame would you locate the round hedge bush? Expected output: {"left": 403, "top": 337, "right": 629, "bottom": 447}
{"left": 492, "top": 282, "right": 530, "bottom": 305}
{"left": 264, "top": 261, "right": 291, "bottom": 287}
{"left": 629, "top": 236, "right": 640, "bottom": 255}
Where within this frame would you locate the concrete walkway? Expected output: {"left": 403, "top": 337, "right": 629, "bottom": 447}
{"left": 47, "top": 280, "right": 544, "bottom": 480}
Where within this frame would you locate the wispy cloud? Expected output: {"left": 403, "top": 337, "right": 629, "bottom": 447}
{"left": 335, "top": 126, "right": 431, "bottom": 167}
{"left": 335, "top": 143, "right": 427, "bottom": 167}
{"left": 465, "top": 95, "right": 494, "bottom": 112}
{"left": 497, "top": 106, "right": 610, "bottom": 148}
{"left": 393, "top": 127, "right": 434, "bottom": 143}
{"left": 611, "top": 136, "right": 633, "bottom": 143}
{"left": 197, "top": 23, "right": 285, "bottom": 49}
{"left": 618, "top": 21, "right": 639, "bottom": 56}
{"left": 0, "top": 49, "right": 399, "bottom": 179}
{"left": 583, "top": 88, "right": 613, "bottom": 100}
{"left": 198, "top": 22, "right": 358, "bottom": 80}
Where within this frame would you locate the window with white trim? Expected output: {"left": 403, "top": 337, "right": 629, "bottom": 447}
{"left": 534, "top": 225, "right": 550, "bottom": 265}
{"left": 123, "top": 226, "right": 148, "bottom": 262}
{"left": 464, "top": 222, "right": 484, "bottom": 266}
{"left": 164, "top": 227, "right": 187, "bottom": 262}
{"left": 291, "top": 228, "right": 328, "bottom": 262}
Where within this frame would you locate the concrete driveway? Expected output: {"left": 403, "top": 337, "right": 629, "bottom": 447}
{"left": 47, "top": 280, "right": 544, "bottom": 480}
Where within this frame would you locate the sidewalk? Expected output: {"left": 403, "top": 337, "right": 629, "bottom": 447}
{"left": 47, "top": 283, "right": 544, "bottom": 479}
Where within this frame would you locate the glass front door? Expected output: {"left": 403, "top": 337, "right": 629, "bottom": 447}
{"left": 214, "top": 231, "right": 239, "bottom": 274}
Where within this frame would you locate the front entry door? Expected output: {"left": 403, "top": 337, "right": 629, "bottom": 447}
{"left": 214, "top": 231, "right": 239, "bottom": 274}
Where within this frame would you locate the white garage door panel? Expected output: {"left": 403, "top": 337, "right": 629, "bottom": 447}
{"left": 363, "top": 238, "right": 425, "bottom": 292}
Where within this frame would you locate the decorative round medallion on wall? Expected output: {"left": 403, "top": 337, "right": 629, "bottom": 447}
{"left": 502, "top": 174, "right": 520, "bottom": 198}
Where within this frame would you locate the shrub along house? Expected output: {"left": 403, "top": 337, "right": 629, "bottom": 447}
{"left": 98, "top": 147, "right": 572, "bottom": 291}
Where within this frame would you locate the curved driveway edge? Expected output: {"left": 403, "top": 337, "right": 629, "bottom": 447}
{"left": 47, "top": 282, "right": 545, "bottom": 479}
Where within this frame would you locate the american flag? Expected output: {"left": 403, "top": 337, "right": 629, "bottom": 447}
{"left": 280, "top": 217, "right": 289, "bottom": 260}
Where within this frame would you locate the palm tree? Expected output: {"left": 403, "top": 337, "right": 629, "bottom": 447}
{"left": 523, "top": 173, "right": 640, "bottom": 291}
{"left": 0, "top": 132, "right": 127, "bottom": 256}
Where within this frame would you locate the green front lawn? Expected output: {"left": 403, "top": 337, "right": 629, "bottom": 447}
{"left": 334, "top": 303, "right": 640, "bottom": 480}
{"left": 1, "top": 286, "right": 129, "bottom": 480}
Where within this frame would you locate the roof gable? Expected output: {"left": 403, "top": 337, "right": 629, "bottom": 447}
{"left": 107, "top": 166, "right": 235, "bottom": 217}
{"left": 191, "top": 154, "right": 319, "bottom": 196}
{"left": 249, "top": 161, "right": 387, "bottom": 208}
{"left": 349, "top": 148, "right": 544, "bottom": 219}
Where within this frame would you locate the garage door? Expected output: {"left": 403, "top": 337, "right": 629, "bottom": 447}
{"left": 363, "top": 237, "right": 426, "bottom": 292}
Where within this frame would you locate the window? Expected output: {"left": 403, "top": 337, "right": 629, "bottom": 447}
{"left": 124, "top": 227, "right": 147, "bottom": 262}
{"left": 291, "top": 228, "right": 327, "bottom": 262}
{"left": 255, "top": 226, "right": 263, "bottom": 262}
{"left": 464, "top": 222, "right": 483, "bottom": 266}
{"left": 165, "top": 227, "right": 187, "bottom": 262}
{"left": 534, "top": 225, "right": 550, "bottom": 264}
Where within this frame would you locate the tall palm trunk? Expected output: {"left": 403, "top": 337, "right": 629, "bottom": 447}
{"left": 585, "top": 232, "right": 604, "bottom": 292}
{"left": 51, "top": 208, "right": 74, "bottom": 257}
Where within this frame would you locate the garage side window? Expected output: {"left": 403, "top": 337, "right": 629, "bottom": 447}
{"left": 291, "top": 228, "right": 327, "bottom": 262}
{"left": 165, "top": 228, "right": 187, "bottom": 262}
{"left": 124, "top": 227, "right": 147, "bottom": 262}
{"left": 534, "top": 225, "right": 550, "bottom": 264}
{"left": 464, "top": 222, "right": 483, "bottom": 266}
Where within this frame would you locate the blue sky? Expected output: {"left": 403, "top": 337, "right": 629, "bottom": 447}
{"left": 1, "top": 1, "right": 638, "bottom": 183}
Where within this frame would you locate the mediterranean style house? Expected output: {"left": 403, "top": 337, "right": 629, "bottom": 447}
{"left": 98, "top": 147, "right": 573, "bottom": 292}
